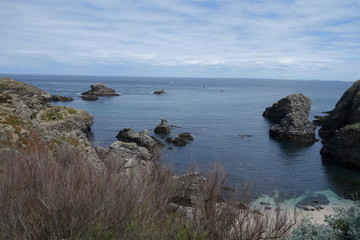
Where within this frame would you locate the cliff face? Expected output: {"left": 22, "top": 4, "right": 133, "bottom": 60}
{"left": 319, "top": 80, "right": 360, "bottom": 167}
{"left": 0, "top": 77, "right": 98, "bottom": 163}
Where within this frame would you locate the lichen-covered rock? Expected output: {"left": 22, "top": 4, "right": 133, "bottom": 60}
{"left": 116, "top": 128, "right": 157, "bottom": 150}
{"left": 82, "top": 83, "right": 119, "bottom": 96}
{"left": 263, "top": 94, "right": 316, "bottom": 142}
{"left": 0, "top": 77, "right": 97, "bottom": 163}
{"left": 269, "top": 113, "right": 316, "bottom": 142}
{"left": 51, "top": 95, "right": 74, "bottom": 102}
{"left": 263, "top": 94, "right": 312, "bottom": 122}
{"left": 154, "top": 118, "right": 170, "bottom": 134}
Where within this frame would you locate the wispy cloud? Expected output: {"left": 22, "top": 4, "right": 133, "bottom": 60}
{"left": 0, "top": 0, "right": 359, "bottom": 80}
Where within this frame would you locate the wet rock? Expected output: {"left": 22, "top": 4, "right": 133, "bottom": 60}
{"left": 51, "top": 95, "right": 74, "bottom": 102}
{"left": 154, "top": 118, "right": 170, "bottom": 134}
{"left": 179, "top": 132, "right": 194, "bottom": 141}
{"left": 81, "top": 95, "right": 98, "bottom": 101}
{"left": 172, "top": 137, "right": 188, "bottom": 146}
{"left": 82, "top": 83, "right": 119, "bottom": 96}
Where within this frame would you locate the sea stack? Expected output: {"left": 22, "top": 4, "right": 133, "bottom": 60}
{"left": 263, "top": 94, "right": 316, "bottom": 142}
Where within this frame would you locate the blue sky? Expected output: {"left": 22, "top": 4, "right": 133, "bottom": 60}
{"left": 0, "top": 0, "right": 359, "bottom": 81}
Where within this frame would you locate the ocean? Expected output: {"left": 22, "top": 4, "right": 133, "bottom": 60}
{"left": 3, "top": 74, "right": 359, "bottom": 203}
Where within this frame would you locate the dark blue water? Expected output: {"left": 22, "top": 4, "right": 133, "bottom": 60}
{"left": 3, "top": 74, "right": 360, "bottom": 201}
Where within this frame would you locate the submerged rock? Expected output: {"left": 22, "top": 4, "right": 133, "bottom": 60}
{"left": 319, "top": 80, "right": 360, "bottom": 167}
{"left": 179, "top": 132, "right": 194, "bottom": 141}
{"left": 51, "top": 95, "right": 74, "bottom": 102}
{"left": 154, "top": 118, "right": 170, "bottom": 134}
{"left": 264, "top": 94, "right": 316, "bottom": 142}
{"left": 172, "top": 137, "right": 189, "bottom": 146}
{"left": 82, "top": 83, "right": 119, "bottom": 96}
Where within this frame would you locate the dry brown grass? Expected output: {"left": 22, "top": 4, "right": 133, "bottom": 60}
{"left": 0, "top": 146, "right": 296, "bottom": 239}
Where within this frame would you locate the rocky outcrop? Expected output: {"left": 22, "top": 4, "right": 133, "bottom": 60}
{"left": 263, "top": 94, "right": 316, "bottom": 142}
{"left": 319, "top": 80, "right": 360, "bottom": 140}
{"left": 153, "top": 89, "right": 165, "bottom": 95}
{"left": 116, "top": 128, "right": 158, "bottom": 150}
{"left": 0, "top": 77, "right": 98, "bottom": 163}
{"left": 0, "top": 76, "right": 165, "bottom": 183}
{"left": 51, "top": 95, "right": 74, "bottom": 102}
{"left": 82, "top": 83, "right": 119, "bottom": 96}
{"left": 81, "top": 95, "right": 99, "bottom": 101}
{"left": 154, "top": 118, "right": 170, "bottom": 134}
{"left": 166, "top": 132, "right": 194, "bottom": 147}
{"left": 319, "top": 80, "right": 360, "bottom": 167}
{"left": 269, "top": 113, "right": 316, "bottom": 142}
{"left": 263, "top": 94, "right": 312, "bottom": 122}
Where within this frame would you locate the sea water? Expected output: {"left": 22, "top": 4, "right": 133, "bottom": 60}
{"left": 4, "top": 74, "right": 359, "bottom": 203}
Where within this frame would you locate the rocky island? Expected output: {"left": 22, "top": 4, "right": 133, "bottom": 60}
{"left": 81, "top": 82, "right": 119, "bottom": 100}
{"left": 263, "top": 94, "right": 316, "bottom": 142}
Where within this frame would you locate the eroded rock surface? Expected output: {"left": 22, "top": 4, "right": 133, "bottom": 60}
{"left": 263, "top": 94, "right": 316, "bottom": 142}
{"left": 319, "top": 80, "right": 360, "bottom": 167}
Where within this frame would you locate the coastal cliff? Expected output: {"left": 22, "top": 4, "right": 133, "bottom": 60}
{"left": 319, "top": 79, "right": 360, "bottom": 167}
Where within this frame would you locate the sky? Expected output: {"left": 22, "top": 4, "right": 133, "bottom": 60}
{"left": 0, "top": 0, "right": 359, "bottom": 81}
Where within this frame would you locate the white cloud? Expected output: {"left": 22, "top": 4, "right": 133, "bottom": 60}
{"left": 0, "top": 0, "right": 359, "bottom": 80}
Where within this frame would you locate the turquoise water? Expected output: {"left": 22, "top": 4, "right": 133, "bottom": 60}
{"left": 4, "top": 74, "right": 360, "bottom": 201}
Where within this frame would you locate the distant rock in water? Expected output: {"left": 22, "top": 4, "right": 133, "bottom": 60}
{"left": 51, "top": 95, "right": 74, "bottom": 102}
{"left": 319, "top": 79, "right": 360, "bottom": 167}
{"left": 82, "top": 83, "right": 119, "bottom": 96}
{"left": 153, "top": 89, "right": 165, "bottom": 95}
{"left": 154, "top": 118, "right": 170, "bottom": 134}
{"left": 178, "top": 132, "right": 194, "bottom": 141}
{"left": 264, "top": 94, "right": 316, "bottom": 142}
{"left": 81, "top": 95, "right": 98, "bottom": 101}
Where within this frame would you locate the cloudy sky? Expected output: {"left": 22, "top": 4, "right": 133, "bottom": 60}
{"left": 0, "top": 0, "right": 359, "bottom": 80}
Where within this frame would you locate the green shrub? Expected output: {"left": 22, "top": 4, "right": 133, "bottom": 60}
{"left": 288, "top": 202, "right": 360, "bottom": 240}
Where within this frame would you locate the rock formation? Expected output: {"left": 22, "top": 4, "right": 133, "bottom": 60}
{"left": 116, "top": 128, "right": 158, "bottom": 150}
{"left": 263, "top": 94, "right": 316, "bottom": 142}
{"left": 81, "top": 95, "right": 99, "bottom": 101}
{"left": 166, "top": 132, "right": 194, "bottom": 147}
{"left": 0, "top": 77, "right": 98, "bottom": 163}
{"left": 0, "top": 77, "right": 160, "bottom": 174}
{"left": 154, "top": 118, "right": 170, "bottom": 134}
{"left": 319, "top": 80, "right": 360, "bottom": 167}
{"left": 153, "top": 89, "right": 165, "bottom": 95}
{"left": 51, "top": 94, "right": 74, "bottom": 102}
{"left": 81, "top": 83, "right": 119, "bottom": 96}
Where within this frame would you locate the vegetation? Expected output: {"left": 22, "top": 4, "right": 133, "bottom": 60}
{"left": 288, "top": 202, "right": 360, "bottom": 240}
{"left": 0, "top": 147, "right": 297, "bottom": 240}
